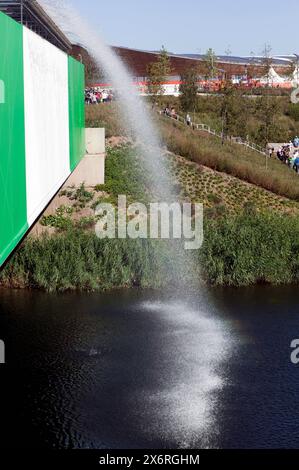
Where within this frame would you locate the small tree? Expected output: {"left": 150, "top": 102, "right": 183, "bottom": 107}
{"left": 146, "top": 46, "right": 172, "bottom": 103}
{"left": 179, "top": 68, "right": 199, "bottom": 112}
{"left": 261, "top": 44, "right": 273, "bottom": 87}
{"left": 225, "top": 46, "right": 232, "bottom": 81}
{"left": 201, "top": 48, "right": 218, "bottom": 79}
{"left": 256, "top": 44, "right": 278, "bottom": 145}
{"left": 256, "top": 96, "right": 280, "bottom": 145}
{"left": 247, "top": 51, "right": 259, "bottom": 81}
{"left": 221, "top": 83, "right": 247, "bottom": 141}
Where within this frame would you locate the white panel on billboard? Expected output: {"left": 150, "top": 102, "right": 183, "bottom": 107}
{"left": 23, "top": 27, "right": 70, "bottom": 225}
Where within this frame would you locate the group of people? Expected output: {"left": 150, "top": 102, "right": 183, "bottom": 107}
{"left": 163, "top": 106, "right": 178, "bottom": 120}
{"left": 162, "top": 107, "right": 194, "bottom": 127}
{"left": 275, "top": 137, "right": 299, "bottom": 173}
{"left": 85, "top": 87, "right": 114, "bottom": 105}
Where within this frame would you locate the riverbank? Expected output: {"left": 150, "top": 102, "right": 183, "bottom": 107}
{"left": 1, "top": 209, "right": 299, "bottom": 291}
{"left": 2, "top": 142, "right": 299, "bottom": 291}
{"left": 2, "top": 137, "right": 299, "bottom": 291}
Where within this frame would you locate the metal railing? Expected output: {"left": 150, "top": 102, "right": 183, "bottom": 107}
{"left": 160, "top": 111, "right": 267, "bottom": 156}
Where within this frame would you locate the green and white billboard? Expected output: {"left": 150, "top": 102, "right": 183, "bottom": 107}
{"left": 0, "top": 11, "right": 85, "bottom": 266}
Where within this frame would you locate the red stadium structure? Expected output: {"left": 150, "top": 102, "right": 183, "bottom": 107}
{"left": 71, "top": 45, "right": 296, "bottom": 94}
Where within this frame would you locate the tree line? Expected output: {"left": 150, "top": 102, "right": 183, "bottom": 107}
{"left": 146, "top": 46, "right": 298, "bottom": 146}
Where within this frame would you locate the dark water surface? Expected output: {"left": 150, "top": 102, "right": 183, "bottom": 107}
{"left": 0, "top": 286, "right": 299, "bottom": 449}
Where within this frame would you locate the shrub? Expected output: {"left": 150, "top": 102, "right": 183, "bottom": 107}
{"left": 40, "top": 206, "right": 74, "bottom": 231}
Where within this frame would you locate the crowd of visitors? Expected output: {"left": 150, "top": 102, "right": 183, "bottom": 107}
{"left": 85, "top": 87, "right": 114, "bottom": 105}
{"left": 276, "top": 137, "right": 299, "bottom": 173}
{"left": 163, "top": 104, "right": 299, "bottom": 174}
{"left": 163, "top": 106, "right": 179, "bottom": 120}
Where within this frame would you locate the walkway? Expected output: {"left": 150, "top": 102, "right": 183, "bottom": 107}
{"left": 160, "top": 111, "right": 267, "bottom": 156}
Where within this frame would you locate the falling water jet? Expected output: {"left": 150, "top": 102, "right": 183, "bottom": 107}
{"left": 38, "top": 0, "right": 235, "bottom": 447}
{"left": 40, "top": 0, "right": 173, "bottom": 200}
{"left": 39, "top": 0, "right": 199, "bottom": 289}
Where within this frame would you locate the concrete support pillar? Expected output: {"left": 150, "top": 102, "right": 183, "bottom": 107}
{"left": 66, "top": 128, "right": 106, "bottom": 187}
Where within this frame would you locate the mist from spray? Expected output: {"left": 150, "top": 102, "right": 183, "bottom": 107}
{"left": 38, "top": 0, "right": 234, "bottom": 447}
{"left": 40, "top": 0, "right": 196, "bottom": 285}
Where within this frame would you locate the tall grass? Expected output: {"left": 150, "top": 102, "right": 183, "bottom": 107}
{"left": 0, "top": 231, "right": 174, "bottom": 292}
{"left": 200, "top": 211, "right": 299, "bottom": 286}
{"left": 85, "top": 103, "right": 127, "bottom": 137}
{"left": 2, "top": 211, "right": 299, "bottom": 291}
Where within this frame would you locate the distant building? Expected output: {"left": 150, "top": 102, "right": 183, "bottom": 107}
{"left": 72, "top": 44, "right": 296, "bottom": 92}
{"left": 110, "top": 47, "right": 295, "bottom": 80}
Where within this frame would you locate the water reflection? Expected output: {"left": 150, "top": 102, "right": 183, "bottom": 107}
{"left": 0, "top": 286, "right": 299, "bottom": 448}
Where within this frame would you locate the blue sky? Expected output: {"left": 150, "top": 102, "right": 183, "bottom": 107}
{"left": 72, "top": 0, "right": 298, "bottom": 56}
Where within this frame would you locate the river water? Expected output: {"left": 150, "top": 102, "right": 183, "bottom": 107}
{"left": 0, "top": 286, "right": 299, "bottom": 449}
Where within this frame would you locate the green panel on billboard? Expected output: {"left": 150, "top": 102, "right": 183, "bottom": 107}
{"left": 68, "top": 56, "right": 85, "bottom": 172}
{"left": 0, "top": 12, "right": 28, "bottom": 266}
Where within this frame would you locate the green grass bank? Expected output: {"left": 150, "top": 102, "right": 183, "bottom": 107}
{"left": 2, "top": 141, "right": 299, "bottom": 291}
